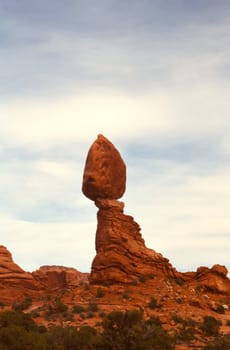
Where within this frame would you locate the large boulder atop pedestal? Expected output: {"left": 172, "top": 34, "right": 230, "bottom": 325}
{"left": 82, "top": 136, "right": 178, "bottom": 284}
{"left": 82, "top": 134, "right": 126, "bottom": 201}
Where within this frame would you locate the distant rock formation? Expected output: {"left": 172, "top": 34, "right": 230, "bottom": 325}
{"left": 33, "top": 266, "right": 89, "bottom": 290}
{"left": 82, "top": 135, "right": 178, "bottom": 283}
{"left": 0, "top": 246, "right": 89, "bottom": 304}
{"left": 0, "top": 245, "right": 34, "bottom": 284}
{"left": 0, "top": 245, "right": 41, "bottom": 304}
{"left": 192, "top": 264, "right": 230, "bottom": 294}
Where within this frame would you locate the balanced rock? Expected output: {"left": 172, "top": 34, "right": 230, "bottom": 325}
{"left": 82, "top": 134, "right": 126, "bottom": 201}
{"left": 82, "top": 136, "right": 177, "bottom": 284}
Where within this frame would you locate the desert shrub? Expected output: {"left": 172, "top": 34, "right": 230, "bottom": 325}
{"left": 148, "top": 297, "right": 158, "bottom": 309}
{"left": 46, "top": 325, "right": 78, "bottom": 350}
{"left": 12, "top": 296, "right": 32, "bottom": 312}
{"left": 98, "top": 310, "right": 174, "bottom": 350}
{"left": 0, "top": 310, "right": 38, "bottom": 331}
{"left": 96, "top": 287, "right": 104, "bottom": 298}
{"left": 200, "top": 315, "right": 221, "bottom": 337}
{"left": 87, "top": 300, "right": 98, "bottom": 313}
{"left": 226, "top": 319, "right": 230, "bottom": 326}
{"left": 77, "top": 326, "right": 97, "bottom": 349}
{"left": 122, "top": 291, "right": 130, "bottom": 300}
{"left": 99, "top": 311, "right": 106, "bottom": 318}
{"left": 203, "top": 334, "right": 230, "bottom": 350}
{"left": 30, "top": 309, "right": 40, "bottom": 318}
{"left": 72, "top": 305, "right": 85, "bottom": 314}
{"left": 174, "top": 323, "right": 196, "bottom": 343}
{"left": 173, "top": 317, "right": 197, "bottom": 344}
{"left": 148, "top": 273, "right": 155, "bottom": 279}
{"left": 139, "top": 275, "right": 146, "bottom": 283}
{"left": 215, "top": 304, "right": 225, "bottom": 314}
{"left": 175, "top": 278, "right": 184, "bottom": 286}
{"left": 54, "top": 298, "right": 68, "bottom": 313}
{"left": 172, "top": 314, "right": 184, "bottom": 324}
{"left": 0, "top": 310, "right": 47, "bottom": 350}
{"left": 84, "top": 284, "right": 90, "bottom": 291}
{"left": 195, "top": 285, "right": 202, "bottom": 293}
{"left": 87, "top": 311, "right": 94, "bottom": 318}
{"left": 176, "top": 298, "right": 183, "bottom": 304}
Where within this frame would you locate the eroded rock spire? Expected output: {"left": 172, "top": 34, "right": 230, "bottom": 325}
{"left": 82, "top": 134, "right": 177, "bottom": 284}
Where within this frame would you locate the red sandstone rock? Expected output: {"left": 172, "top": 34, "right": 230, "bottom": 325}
{"left": 33, "top": 265, "right": 89, "bottom": 290}
{"left": 194, "top": 264, "right": 230, "bottom": 294}
{"left": 82, "top": 135, "right": 177, "bottom": 284}
{"left": 0, "top": 245, "right": 41, "bottom": 304}
{"left": 90, "top": 199, "right": 178, "bottom": 283}
{"left": 0, "top": 245, "right": 34, "bottom": 282}
{"left": 82, "top": 134, "right": 126, "bottom": 200}
{"left": 211, "top": 264, "right": 228, "bottom": 277}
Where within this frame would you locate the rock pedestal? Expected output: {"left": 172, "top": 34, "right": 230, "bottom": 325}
{"left": 82, "top": 135, "right": 177, "bottom": 284}
{"left": 90, "top": 199, "right": 176, "bottom": 283}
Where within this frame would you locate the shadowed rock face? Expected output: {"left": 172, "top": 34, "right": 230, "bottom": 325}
{"left": 82, "top": 134, "right": 126, "bottom": 201}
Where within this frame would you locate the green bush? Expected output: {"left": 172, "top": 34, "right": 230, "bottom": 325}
{"left": 148, "top": 297, "right": 158, "bottom": 309}
{"left": 200, "top": 316, "right": 221, "bottom": 337}
{"left": 203, "top": 334, "right": 230, "bottom": 350}
{"left": 96, "top": 287, "right": 104, "bottom": 298}
{"left": 0, "top": 309, "right": 177, "bottom": 350}
{"left": 99, "top": 310, "right": 174, "bottom": 350}
{"left": 175, "top": 278, "right": 184, "bottom": 286}
{"left": 87, "top": 300, "right": 98, "bottom": 313}
{"left": 12, "top": 297, "right": 32, "bottom": 312}
{"left": 54, "top": 298, "right": 68, "bottom": 313}
{"left": 139, "top": 275, "right": 146, "bottom": 283}
{"left": 215, "top": 304, "right": 225, "bottom": 314}
{"left": 72, "top": 305, "right": 85, "bottom": 314}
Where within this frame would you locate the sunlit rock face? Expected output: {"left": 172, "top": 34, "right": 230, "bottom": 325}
{"left": 82, "top": 134, "right": 126, "bottom": 201}
{"left": 82, "top": 135, "right": 177, "bottom": 284}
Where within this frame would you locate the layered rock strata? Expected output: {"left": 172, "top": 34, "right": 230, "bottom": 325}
{"left": 33, "top": 266, "right": 89, "bottom": 290}
{"left": 0, "top": 245, "right": 35, "bottom": 284}
{"left": 82, "top": 135, "right": 177, "bottom": 284}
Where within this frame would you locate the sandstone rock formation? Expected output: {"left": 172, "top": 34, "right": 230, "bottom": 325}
{"left": 0, "top": 245, "right": 41, "bottom": 304}
{"left": 82, "top": 135, "right": 178, "bottom": 284}
{"left": 0, "top": 246, "right": 89, "bottom": 304}
{"left": 0, "top": 245, "right": 34, "bottom": 284}
{"left": 82, "top": 134, "right": 126, "bottom": 200}
{"left": 33, "top": 265, "right": 89, "bottom": 290}
{"left": 192, "top": 264, "right": 230, "bottom": 294}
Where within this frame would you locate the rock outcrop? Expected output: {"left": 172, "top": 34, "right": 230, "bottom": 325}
{"left": 0, "top": 245, "right": 41, "bottom": 304}
{"left": 0, "top": 245, "right": 34, "bottom": 284}
{"left": 82, "top": 135, "right": 177, "bottom": 284}
{"left": 192, "top": 264, "right": 230, "bottom": 294}
{"left": 33, "top": 266, "right": 89, "bottom": 290}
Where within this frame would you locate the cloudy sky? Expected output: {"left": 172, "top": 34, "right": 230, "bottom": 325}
{"left": 1, "top": 0, "right": 230, "bottom": 275}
